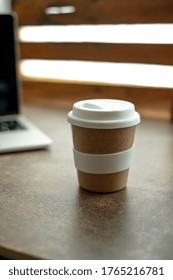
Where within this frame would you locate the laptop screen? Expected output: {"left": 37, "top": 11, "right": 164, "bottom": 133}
{"left": 0, "top": 14, "right": 19, "bottom": 116}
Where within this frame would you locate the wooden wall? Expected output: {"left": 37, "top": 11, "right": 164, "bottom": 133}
{"left": 13, "top": 0, "right": 173, "bottom": 25}
{"left": 12, "top": 0, "right": 173, "bottom": 121}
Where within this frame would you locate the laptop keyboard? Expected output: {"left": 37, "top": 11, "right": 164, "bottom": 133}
{"left": 0, "top": 120, "right": 25, "bottom": 132}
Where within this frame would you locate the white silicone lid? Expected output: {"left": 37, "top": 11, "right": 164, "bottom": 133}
{"left": 67, "top": 99, "right": 140, "bottom": 129}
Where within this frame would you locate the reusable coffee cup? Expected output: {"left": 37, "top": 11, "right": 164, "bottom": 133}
{"left": 67, "top": 99, "right": 140, "bottom": 193}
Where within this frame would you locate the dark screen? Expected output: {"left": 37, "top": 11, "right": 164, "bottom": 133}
{"left": 0, "top": 14, "right": 19, "bottom": 115}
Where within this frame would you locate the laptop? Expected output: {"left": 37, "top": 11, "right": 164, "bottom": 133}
{"left": 0, "top": 13, "right": 52, "bottom": 153}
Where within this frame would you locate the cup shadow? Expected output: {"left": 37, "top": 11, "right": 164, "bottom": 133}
{"left": 71, "top": 186, "right": 131, "bottom": 259}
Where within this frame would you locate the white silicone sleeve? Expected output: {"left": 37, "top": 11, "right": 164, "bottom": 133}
{"left": 73, "top": 145, "right": 134, "bottom": 174}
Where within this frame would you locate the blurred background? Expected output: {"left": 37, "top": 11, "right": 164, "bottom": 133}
{"left": 1, "top": 0, "right": 173, "bottom": 120}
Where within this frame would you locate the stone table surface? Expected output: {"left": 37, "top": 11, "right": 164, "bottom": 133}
{"left": 0, "top": 105, "right": 173, "bottom": 260}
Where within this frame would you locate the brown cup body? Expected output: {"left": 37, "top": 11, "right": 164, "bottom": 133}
{"left": 72, "top": 125, "right": 136, "bottom": 193}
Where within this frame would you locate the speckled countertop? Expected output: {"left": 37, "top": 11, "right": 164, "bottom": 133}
{"left": 0, "top": 105, "right": 173, "bottom": 260}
